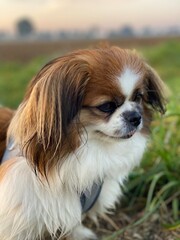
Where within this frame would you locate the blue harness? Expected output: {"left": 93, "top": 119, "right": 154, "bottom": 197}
{"left": 1, "top": 140, "right": 102, "bottom": 213}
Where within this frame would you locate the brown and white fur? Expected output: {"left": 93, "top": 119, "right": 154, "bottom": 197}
{"left": 0, "top": 47, "right": 166, "bottom": 240}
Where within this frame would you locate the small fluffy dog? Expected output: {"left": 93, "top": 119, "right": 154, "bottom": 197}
{"left": 0, "top": 47, "right": 166, "bottom": 240}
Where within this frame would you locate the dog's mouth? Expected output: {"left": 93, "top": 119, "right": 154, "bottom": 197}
{"left": 95, "top": 129, "right": 137, "bottom": 140}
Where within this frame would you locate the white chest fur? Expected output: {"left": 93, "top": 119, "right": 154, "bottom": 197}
{"left": 0, "top": 132, "right": 147, "bottom": 239}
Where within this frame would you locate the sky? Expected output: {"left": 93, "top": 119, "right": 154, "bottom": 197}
{"left": 0, "top": 0, "right": 180, "bottom": 33}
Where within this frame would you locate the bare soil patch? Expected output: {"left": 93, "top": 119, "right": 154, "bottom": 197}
{"left": 1, "top": 37, "right": 179, "bottom": 63}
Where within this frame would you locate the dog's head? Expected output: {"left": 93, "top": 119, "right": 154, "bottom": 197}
{"left": 8, "top": 47, "right": 166, "bottom": 175}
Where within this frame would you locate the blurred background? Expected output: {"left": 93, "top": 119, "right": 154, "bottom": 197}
{"left": 0, "top": 0, "right": 180, "bottom": 41}
{"left": 0, "top": 0, "right": 180, "bottom": 239}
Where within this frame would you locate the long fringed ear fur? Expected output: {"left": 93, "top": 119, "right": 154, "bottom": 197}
{"left": 8, "top": 54, "right": 91, "bottom": 176}
{"left": 144, "top": 64, "right": 167, "bottom": 114}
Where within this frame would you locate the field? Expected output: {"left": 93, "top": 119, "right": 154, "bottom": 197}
{"left": 0, "top": 37, "right": 180, "bottom": 239}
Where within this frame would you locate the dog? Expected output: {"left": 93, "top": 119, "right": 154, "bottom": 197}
{"left": 0, "top": 47, "right": 166, "bottom": 240}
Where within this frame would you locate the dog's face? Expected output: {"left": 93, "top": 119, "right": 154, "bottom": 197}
{"left": 81, "top": 67, "right": 145, "bottom": 141}
{"left": 79, "top": 48, "right": 165, "bottom": 142}
{"left": 9, "top": 47, "right": 166, "bottom": 175}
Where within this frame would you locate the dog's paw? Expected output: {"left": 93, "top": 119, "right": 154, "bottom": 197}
{"left": 68, "top": 225, "right": 98, "bottom": 240}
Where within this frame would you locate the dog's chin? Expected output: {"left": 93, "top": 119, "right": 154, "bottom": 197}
{"left": 120, "top": 129, "right": 137, "bottom": 139}
{"left": 95, "top": 129, "right": 137, "bottom": 141}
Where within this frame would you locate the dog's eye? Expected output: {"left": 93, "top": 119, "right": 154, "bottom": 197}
{"left": 134, "top": 92, "right": 143, "bottom": 103}
{"left": 96, "top": 102, "right": 117, "bottom": 114}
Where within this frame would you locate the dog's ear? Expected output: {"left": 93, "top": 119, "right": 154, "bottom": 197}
{"left": 9, "top": 55, "right": 90, "bottom": 176}
{"left": 144, "top": 64, "right": 167, "bottom": 114}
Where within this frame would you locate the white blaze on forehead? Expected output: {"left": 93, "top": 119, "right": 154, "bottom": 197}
{"left": 118, "top": 67, "right": 141, "bottom": 96}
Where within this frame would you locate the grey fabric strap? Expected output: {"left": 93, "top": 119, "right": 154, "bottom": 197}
{"left": 80, "top": 182, "right": 102, "bottom": 213}
{"left": 1, "top": 138, "right": 20, "bottom": 164}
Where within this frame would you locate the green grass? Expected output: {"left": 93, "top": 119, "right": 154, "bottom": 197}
{"left": 0, "top": 57, "right": 48, "bottom": 108}
{"left": 0, "top": 39, "right": 180, "bottom": 238}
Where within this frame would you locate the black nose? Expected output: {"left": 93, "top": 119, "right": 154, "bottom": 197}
{"left": 123, "top": 111, "right": 142, "bottom": 127}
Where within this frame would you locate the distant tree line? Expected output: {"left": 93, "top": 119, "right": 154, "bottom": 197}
{"left": 0, "top": 17, "right": 179, "bottom": 41}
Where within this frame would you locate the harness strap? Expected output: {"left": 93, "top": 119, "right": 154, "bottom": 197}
{"left": 80, "top": 182, "right": 102, "bottom": 213}
{"left": 1, "top": 138, "right": 20, "bottom": 164}
{"left": 1, "top": 139, "right": 103, "bottom": 213}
